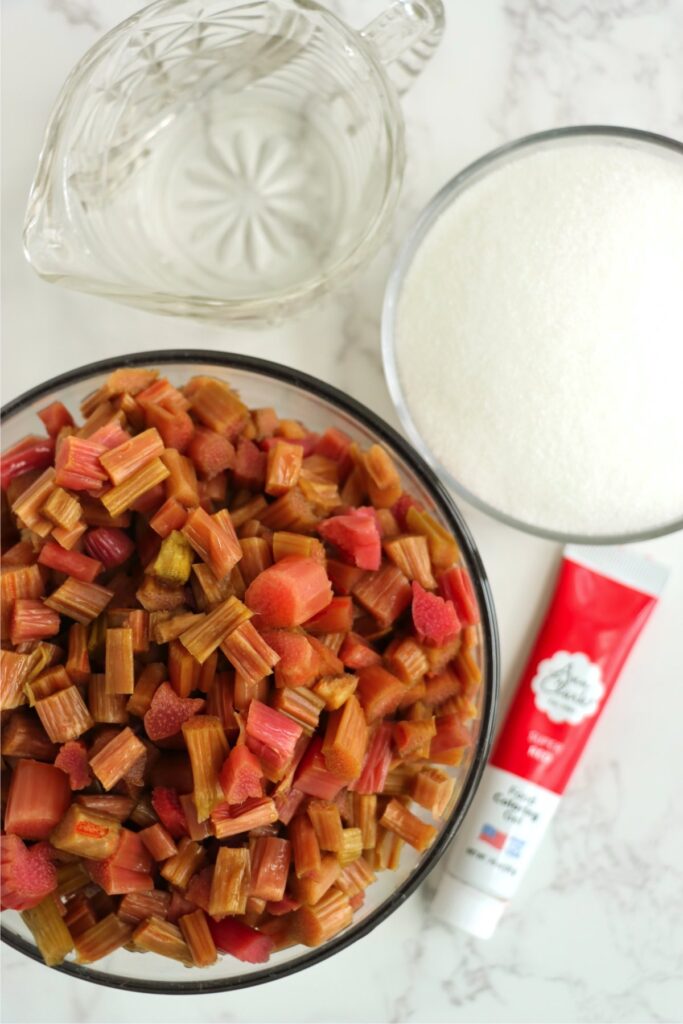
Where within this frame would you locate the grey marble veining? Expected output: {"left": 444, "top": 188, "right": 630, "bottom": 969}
{"left": 2, "top": 2, "right": 682, "bottom": 1022}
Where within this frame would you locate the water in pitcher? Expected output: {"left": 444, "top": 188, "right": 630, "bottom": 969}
{"left": 67, "top": 25, "right": 379, "bottom": 302}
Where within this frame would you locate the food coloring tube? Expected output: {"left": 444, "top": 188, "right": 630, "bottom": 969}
{"left": 434, "top": 545, "right": 669, "bottom": 938}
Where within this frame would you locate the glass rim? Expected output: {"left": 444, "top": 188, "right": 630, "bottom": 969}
{"left": 1, "top": 349, "right": 500, "bottom": 994}
{"left": 382, "top": 124, "right": 683, "bottom": 546}
{"left": 23, "top": 0, "right": 406, "bottom": 320}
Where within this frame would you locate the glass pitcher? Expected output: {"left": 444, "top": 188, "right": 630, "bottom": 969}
{"left": 23, "top": 0, "right": 444, "bottom": 324}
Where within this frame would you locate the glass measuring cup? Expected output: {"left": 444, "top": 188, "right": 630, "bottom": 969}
{"left": 23, "top": 0, "right": 444, "bottom": 324}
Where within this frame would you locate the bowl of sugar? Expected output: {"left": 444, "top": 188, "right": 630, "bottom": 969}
{"left": 382, "top": 126, "right": 683, "bottom": 544}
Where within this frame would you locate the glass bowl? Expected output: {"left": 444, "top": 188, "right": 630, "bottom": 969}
{"left": 0, "top": 350, "right": 499, "bottom": 994}
{"left": 382, "top": 125, "right": 683, "bottom": 545}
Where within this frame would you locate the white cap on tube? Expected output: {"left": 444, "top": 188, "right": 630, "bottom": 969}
{"left": 432, "top": 874, "right": 507, "bottom": 939}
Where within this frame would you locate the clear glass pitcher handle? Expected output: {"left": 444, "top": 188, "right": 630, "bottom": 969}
{"left": 359, "top": 0, "right": 445, "bottom": 95}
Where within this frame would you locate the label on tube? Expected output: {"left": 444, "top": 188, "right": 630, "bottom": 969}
{"left": 435, "top": 545, "right": 669, "bottom": 938}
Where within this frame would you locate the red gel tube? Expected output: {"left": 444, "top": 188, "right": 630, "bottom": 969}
{"left": 435, "top": 545, "right": 668, "bottom": 938}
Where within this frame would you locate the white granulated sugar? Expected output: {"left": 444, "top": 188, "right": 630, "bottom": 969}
{"left": 394, "top": 140, "right": 683, "bottom": 536}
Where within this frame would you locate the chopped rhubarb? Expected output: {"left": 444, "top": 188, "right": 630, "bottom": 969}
{"left": 245, "top": 556, "right": 332, "bottom": 628}
{"left": 352, "top": 564, "right": 412, "bottom": 627}
{"left": 180, "top": 595, "right": 251, "bottom": 665}
{"left": 437, "top": 565, "right": 480, "bottom": 626}
{"left": 221, "top": 620, "right": 280, "bottom": 685}
{"left": 233, "top": 438, "right": 267, "bottom": 490}
{"left": 87, "top": 418, "right": 131, "bottom": 451}
{"left": 238, "top": 537, "right": 272, "bottom": 587}
{"left": 144, "top": 683, "right": 205, "bottom": 742}
{"left": 314, "top": 426, "right": 352, "bottom": 466}
{"left": 182, "top": 716, "right": 229, "bottom": 821}
{"left": 274, "top": 786, "right": 305, "bottom": 826}
{"left": 21, "top": 892, "right": 74, "bottom": 966}
{"left": 99, "top": 427, "right": 164, "bottom": 485}
{"left": 210, "top": 796, "right": 277, "bottom": 839}
{"left": 260, "top": 629, "right": 320, "bottom": 689}
{"left": 405, "top": 505, "right": 460, "bottom": 570}
{"left": 38, "top": 402, "right": 74, "bottom": 437}
{"left": 379, "top": 798, "right": 436, "bottom": 852}
{"left": 384, "top": 535, "right": 436, "bottom": 590}
{"left": 0, "top": 835, "right": 57, "bottom": 911}
{"left": 89, "top": 727, "right": 146, "bottom": 791}
{"left": 429, "top": 713, "right": 471, "bottom": 762}
{"left": 219, "top": 744, "right": 264, "bottom": 805}
{"left": 1, "top": 436, "right": 55, "bottom": 490}
{"left": 84, "top": 526, "right": 135, "bottom": 568}
{"left": 151, "top": 787, "right": 189, "bottom": 839}
{"left": 55, "top": 740, "right": 92, "bottom": 790}
{"left": 265, "top": 440, "right": 303, "bottom": 496}
{"left": 350, "top": 723, "right": 393, "bottom": 795}
{"left": 246, "top": 700, "right": 303, "bottom": 774}
{"left": 149, "top": 497, "right": 188, "bottom": 539}
{"left": 35, "top": 686, "right": 94, "bottom": 743}
{"left": 10, "top": 599, "right": 60, "bottom": 646}
{"left": 357, "top": 665, "right": 408, "bottom": 723}
{"left": 411, "top": 581, "right": 460, "bottom": 647}
{"left": 209, "top": 846, "right": 250, "bottom": 917}
{"left": 258, "top": 489, "right": 318, "bottom": 533}
{"left": 44, "top": 577, "right": 113, "bottom": 624}
{"left": 4, "top": 759, "right": 72, "bottom": 839}
{"left": 208, "top": 916, "right": 274, "bottom": 964}
{"left": 338, "top": 632, "right": 382, "bottom": 670}
{"left": 361, "top": 445, "right": 402, "bottom": 508}
{"left": 184, "top": 376, "right": 248, "bottom": 437}
{"left": 118, "top": 888, "right": 172, "bottom": 925}
{"left": 318, "top": 508, "right": 381, "bottom": 571}
{"left": 0, "top": 362, "right": 485, "bottom": 971}
{"left": 249, "top": 836, "right": 291, "bottom": 902}
{"left": 304, "top": 595, "right": 354, "bottom": 635}
{"left": 50, "top": 803, "right": 121, "bottom": 860}
{"left": 137, "top": 377, "right": 190, "bottom": 413}
{"left": 55, "top": 435, "right": 107, "bottom": 491}
{"left": 182, "top": 506, "right": 242, "bottom": 580}
{"left": 168, "top": 639, "right": 202, "bottom": 697}
{"left": 294, "top": 735, "right": 346, "bottom": 800}
{"left": 145, "top": 404, "right": 195, "bottom": 453}
{"left": 322, "top": 694, "right": 367, "bottom": 780}
{"left": 187, "top": 428, "right": 235, "bottom": 479}
{"left": 179, "top": 908, "right": 217, "bottom": 967}
{"left": 73, "top": 913, "right": 132, "bottom": 963}
{"left": 411, "top": 767, "right": 455, "bottom": 818}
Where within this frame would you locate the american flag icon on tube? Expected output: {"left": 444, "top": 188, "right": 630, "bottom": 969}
{"left": 478, "top": 824, "right": 507, "bottom": 850}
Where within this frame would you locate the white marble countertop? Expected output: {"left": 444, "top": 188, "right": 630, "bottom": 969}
{"left": 2, "top": 2, "right": 682, "bottom": 1022}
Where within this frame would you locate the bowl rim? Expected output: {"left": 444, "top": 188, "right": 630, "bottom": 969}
{"left": 381, "top": 124, "right": 683, "bottom": 545}
{"left": 1, "top": 349, "right": 500, "bottom": 994}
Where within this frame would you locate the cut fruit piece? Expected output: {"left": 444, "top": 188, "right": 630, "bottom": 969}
{"left": 294, "top": 735, "right": 346, "bottom": 800}
{"left": 245, "top": 556, "right": 332, "bottom": 628}
{"left": 321, "top": 695, "right": 367, "bottom": 780}
{"left": 437, "top": 566, "right": 480, "bottom": 626}
{"left": 4, "top": 758, "right": 72, "bottom": 839}
{"left": 151, "top": 787, "right": 189, "bottom": 839}
{"left": 245, "top": 700, "right": 303, "bottom": 775}
{"left": 54, "top": 740, "right": 92, "bottom": 790}
{"left": 144, "top": 683, "right": 205, "bottom": 742}
{"left": 411, "top": 581, "right": 460, "bottom": 647}
{"left": 1, "top": 436, "right": 55, "bottom": 490}
{"left": 0, "top": 835, "right": 57, "bottom": 911}
{"left": 318, "top": 507, "right": 381, "bottom": 571}
{"left": 207, "top": 917, "right": 274, "bottom": 964}
{"left": 219, "top": 744, "right": 263, "bottom": 805}
{"left": 260, "top": 629, "right": 320, "bottom": 689}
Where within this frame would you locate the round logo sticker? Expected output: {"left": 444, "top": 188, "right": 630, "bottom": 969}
{"left": 531, "top": 651, "right": 605, "bottom": 725}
